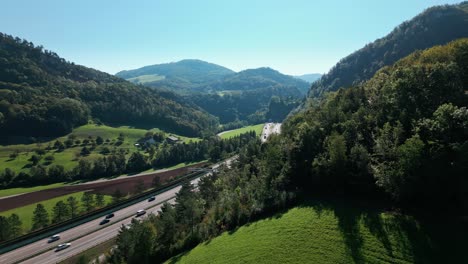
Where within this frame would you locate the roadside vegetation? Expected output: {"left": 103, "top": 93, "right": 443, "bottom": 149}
{"left": 0, "top": 191, "right": 112, "bottom": 238}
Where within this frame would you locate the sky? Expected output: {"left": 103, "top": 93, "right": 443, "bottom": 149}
{"left": 0, "top": 0, "right": 463, "bottom": 75}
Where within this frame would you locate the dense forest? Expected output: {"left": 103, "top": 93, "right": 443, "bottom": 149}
{"left": 310, "top": 2, "right": 468, "bottom": 96}
{"left": 110, "top": 39, "right": 468, "bottom": 263}
{"left": 0, "top": 34, "right": 219, "bottom": 141}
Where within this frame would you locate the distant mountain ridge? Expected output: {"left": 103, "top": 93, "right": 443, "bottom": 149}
{"left": 116, "top": 60, "right": 310, "bottom": 96}
{"left": 295, "top": 73, "right": 322, "bottom": 83}
{"left": 117, "top": 59, "right": 234, "bottom": 84}
{"left": 210, "top": 67, "right": 310, "bottom": 96}
{"left": 310, "top": 1, "right": 468, "bottom": 97}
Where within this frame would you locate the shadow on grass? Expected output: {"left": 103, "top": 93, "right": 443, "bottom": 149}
{"left": 297, "top": 196, "right": 468, "bottom": 264}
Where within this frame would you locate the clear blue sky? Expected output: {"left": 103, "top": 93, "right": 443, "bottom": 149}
{"left": 1, "top": 0, "right": 462, "bottom": 75}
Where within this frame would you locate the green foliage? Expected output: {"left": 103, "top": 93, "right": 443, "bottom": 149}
{"left": 67, "top": 196, "right": 79, "bottom": 218}
{"left": 52, "top": 200, "right": 70, "bottom": 223}
{"left": 0, "top": 35, "right": 219, "bottom": 141}
{"left": 81, "top": 192, "right": 95, "bottom": 212}
{"left": 284, "top": 39, "right": 468, "bottom": 205}
{"left": 0, "top": 214, "right": 22, "bottom": 242}
{"left": 310, "top": 2, "right": 468, "bottom": 96}
{"left": 32, "top": 204, "right": 49, "bottom": 230}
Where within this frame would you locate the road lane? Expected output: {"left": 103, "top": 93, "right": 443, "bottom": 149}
{"left": 1, "top": 178, "right": 199, "bottom": 264}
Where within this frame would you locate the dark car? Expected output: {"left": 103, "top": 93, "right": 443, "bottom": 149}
{"left": 136, "top": 209, "right": 146, "bottom": 217}
{"left": 100, "top": 219, "right": 110, "bottom": 225}
{"left": 48, "top": 234, "right": 60, "bottom": 243}
{"left": 148, "top": 196, "right": 156, "bottom": 202}
{"left": 55, "top": 243, "right": 71, "bottom": 251}
{"left": 105, "top": 213, "right": 115, "bottom": 219}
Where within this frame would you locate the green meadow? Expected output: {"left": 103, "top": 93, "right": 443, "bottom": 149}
{"left": 218, "top": 124, "right": 264, "bottom": 139}
{"left": 169, "top": 199, "right": 467, "bottom": 264}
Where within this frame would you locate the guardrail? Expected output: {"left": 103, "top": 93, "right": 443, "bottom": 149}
{"left": 0, "top": 167, "right": 210, "bottom": 255}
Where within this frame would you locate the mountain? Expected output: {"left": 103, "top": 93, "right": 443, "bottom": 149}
{"left": 116, "top": 59, "right": 235, "bottom": 93}
{"left": 295, "top": 73, "right": 322, "bottom": 83}
{"left": 0, "top": 34, "right": 218, "bottom": 140}
{"left": 210, "top": 67, "right": 310, "bottom": 96}
{"left": 310, "top": 2, "right": 468, "bottom": 97}
{"left": 118, "top": 63, "right": 310, "bottom": 125}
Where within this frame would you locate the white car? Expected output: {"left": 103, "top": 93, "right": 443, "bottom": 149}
{"left": 136, "top": 209, "right": 146, "bottom": 217}
{"left": 56, "top": 243, "right": 71, "bottom": 251}
{"left": 48, "top": 234, "right": 60, "bottom": 243}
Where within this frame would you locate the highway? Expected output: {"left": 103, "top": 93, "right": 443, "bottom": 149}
{"left": 261, "top": 123, "right": 282, "bottom": 143}
{"left": 1, "top": 177, "right": 201, "bottom": 264}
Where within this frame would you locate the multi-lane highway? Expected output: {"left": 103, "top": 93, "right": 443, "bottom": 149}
{"left": 261, "top": 123, "right": 282, "bottom": 142}
{"left": 1, "top": 177, "right": 201, "bottom": 264}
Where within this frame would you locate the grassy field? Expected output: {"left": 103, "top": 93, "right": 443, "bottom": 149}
{"left": 218, "top": 124, "right": 264, "bottom": 139}
{"left": 0, "top": 191, "right": 112, "bottom": 232}
{"left": 169, "top": 199, "right": 468, "bottom": 264}
{"left": 127, "top": 74, "right": 165, "bottom": 84}
{"left": 0, "top": 124, "right": 201, "bottom": 175}
{"left": 0, "top": 183, "right": 67, "bottom": 198}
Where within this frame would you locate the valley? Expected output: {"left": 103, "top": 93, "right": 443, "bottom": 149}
{"left": 1, "top": 1, "right": 467, "bottom": 264}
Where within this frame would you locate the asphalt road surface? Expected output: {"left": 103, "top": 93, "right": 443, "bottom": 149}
{"left": 1, "top": 178, "right": 201, "bottom": 264}
{"left": 261, "top": 123, "right": 282, "bottom": 143}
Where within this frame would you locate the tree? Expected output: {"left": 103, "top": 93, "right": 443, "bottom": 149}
{"left": 8, "top": 214, "right": 22, "bottom": 238}
{"left": 52, "top": 200, "right": 71, "bottom": 223}
{"left": 96, "top": 136, "right": 104, "bottom": 145}
{"left": 29, "top": 154, "right": 41, "bottom": 166}
{"left": 81, "top": 192, "right": 95, "bottom": 212}
{"left": 0, "top": 216, "right": 10, "bottom": 241}
{"left": 74, "top": 159, "right": 92, "bottom": 180}
{"left": 96, "top": 193, "right": 105, "bottom": 207}
{"left": 126, "top": 152, "right": 148, "bottom": 173}
{"left": 48, "top": 164, "right": 66, "bottom": 181}
{"left": 81, "top": 146, "right": 91, "bottom": 156}
{"left": 67, "top": 196, "right": 80, "bottom": 217}
{"left": 32, "top": 204, "right": 49, "bottom": 230}
{"left": 54, "top": 140, "right": 65, "bottom": 151}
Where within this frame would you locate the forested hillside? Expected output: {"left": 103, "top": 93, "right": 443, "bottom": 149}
{"left": 110, "top": 39, "right": 468, "bottom": 263}
{"left": 310, "top": 2, "right": 468, "bottom": 96}
{"left": 0, "top": 34, "right": 218, "bottom": 141}
{"left": 286, "top": 39, "right": 468, "bottom": 205}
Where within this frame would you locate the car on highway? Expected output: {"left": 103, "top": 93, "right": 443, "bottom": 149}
{"left": 48, "top": 234, "right": 60, "bottom": 243}
{"left": 100, "top": 219, "right": 110, "bottom": 225}
{"left": 55, "top": 243, "right": 71, "bottom": 251}
{"left": 136, "top": 209, "right": 146, "bottom": 217}
{"left": 105, "top": 213, "right": 115, "bottom": 219}
{"left": 148, "top": 196, "right": 156, "bottom": 202}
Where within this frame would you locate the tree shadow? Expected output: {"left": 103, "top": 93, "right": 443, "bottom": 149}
{"left": 297, "top": 196, "right": 444, "bottom": 264}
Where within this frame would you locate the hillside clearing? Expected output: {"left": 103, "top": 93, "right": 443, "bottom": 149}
{"left": 218, "top": 124, "right": 264, "bottom": 139}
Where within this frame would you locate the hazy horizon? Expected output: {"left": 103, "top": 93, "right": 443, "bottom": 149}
{"left": 1, "top": 0, "right": 462, "bottom": 75}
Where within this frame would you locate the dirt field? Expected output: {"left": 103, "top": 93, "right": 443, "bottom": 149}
{"left": 0, "top": 163, "right": 207, "bottom": 212}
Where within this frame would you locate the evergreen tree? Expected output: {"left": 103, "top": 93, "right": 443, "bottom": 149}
{"left": 32, "top": 204, "right": 49, "bottom": 230}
